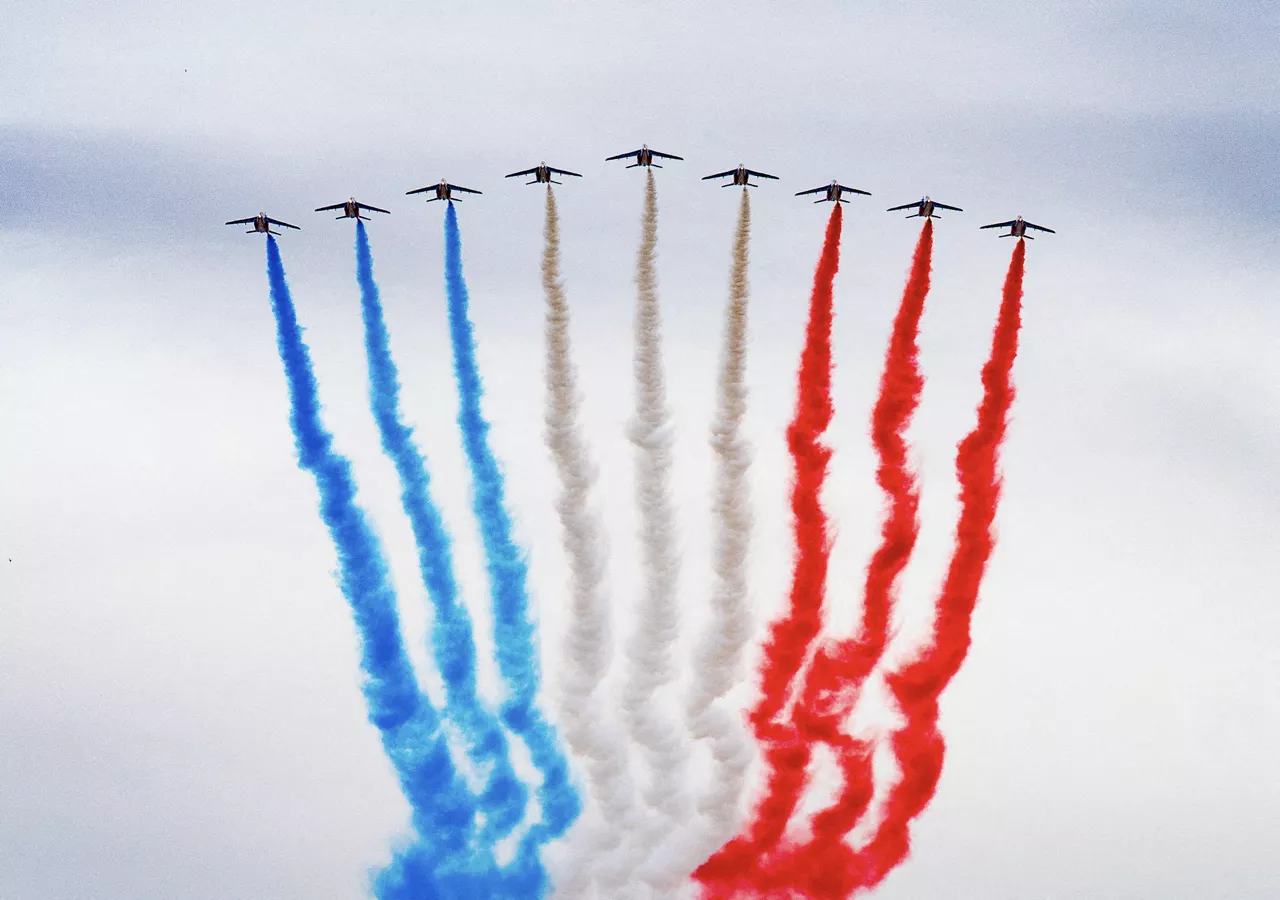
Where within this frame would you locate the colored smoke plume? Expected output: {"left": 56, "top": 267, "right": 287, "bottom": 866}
{"left": 845, "top": 237, "right": 1025, "bottom": 894}
{"left": 696, "top": 201, "right": 843, "bottom": 894}
{"left": 264, "top": 236, "right": 491, "bottom": 897}
{"left": 442, "top": 203, "right": 580, "bottom": 886}
{"left": 680, "top": 187, "right": 760, "bottom": 893}
{"left": 623, "top": 169, "right": 695, "bottom": 898}
{"left": 538, "top": 187, "right": 638, "bottom": 899}
{"left": 354, "top": 222, "right": 528, "bottom": 850}
{"left": 769, "top": 218, "right": 934, "bottom": 897}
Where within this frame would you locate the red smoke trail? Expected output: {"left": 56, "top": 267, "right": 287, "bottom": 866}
{"left": 763, "top": 219, "right": 935, "bottom": 898}
{"left": 847, "top": 237, "right": 1026, "bottom": 892}
{"left": 695, "top": 203, "right": 842, "bottom": 895}
{"left": 787, "top": 238, "right": 1026, "bottom": 898}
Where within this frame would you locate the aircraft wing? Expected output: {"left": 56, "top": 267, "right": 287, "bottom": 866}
{"left": 795, "top": 187, "right": 826, "bottom": 196}
{"left": 746, "top": 169, "right": 778, "bottom": 180}
{"left": 702, "top": 170, "right": 738, "bottom": 180}
{"left": 981, "top": 221, "right": 1017, "bottom": 230}
{"left": 606, "top": 149, "right": 641, "bottom": 161}
{"left": 933, "top": 202, "right": 963, "bottom": 211}
{"left": 449, "top": 184, "right": 482, "bottom": 195}
{"left": 839, "top": 185, "right": 871, "bottom": 196}
{"left": 506, "top": 167, "right": 538, "bottom": 178}
{"left": 886, "top": 202, "right": 920, "bottom": 212}
{"left": 549, "top": 167, "right": 582, "bottom": 177}
{"left": 406, "top": 185, "right": 433, "bottom": 195}
{"left": 266, "top": 218, "right": 300, "bottom": 230}
{"left": 314, "top": 202, "right": 346, "bottom": 212}
{"left": 357, "top": 202, "right": 390, "bottom": 214}
{"left": 651, "top": 150, "right": 683, "bottom": 160}
{"left": 1025, "top": 221, "right": 1056, "bottom": 233}
{"left": 225, "top": 217, "right": 256, "bottom": 225}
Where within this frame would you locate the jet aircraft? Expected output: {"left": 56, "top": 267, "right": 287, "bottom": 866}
{"left": 606, "top": 145, "right": 684, "bottom": 168}
{"left": 314, "top": 198, "right": 390, "bottom": 220}
{"left": 981, "top": 216, "right": 1055, "bottom": 239}
{"left": 225, "top": 213, "right": 300, "bottom": 235}
{"left": 887, "top": 196, "right": 963, "bottom": 219}
{"left": 796, "top": 181, "right": 871, "bottom": 203}
{"left": 406, "top": 180, "right": 482, "bottom": 202}
{"left": 703, "top": 165, "right": 779, "bottom": 187}
{"left": 506, "top": 163, "right": 582, "bottom": 185}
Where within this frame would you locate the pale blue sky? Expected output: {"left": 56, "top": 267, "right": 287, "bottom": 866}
{"left": 2, "top": 2, "right": 1278, "bottom": 898}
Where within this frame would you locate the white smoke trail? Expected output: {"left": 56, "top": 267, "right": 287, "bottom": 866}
{"left": 646, "top": 188, "right": 756, "bottom": 890}
{"left": 541, "top": 186, "right": 640, "bottom": 899}
{"left": 622, "top": 170, "right": 694, "bottom": 897}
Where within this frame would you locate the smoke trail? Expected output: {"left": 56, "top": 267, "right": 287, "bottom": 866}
{"left": 764, "top": 219, "right": 934, "bottom": 897}
{"left": 618, "top": 168, "right": 696, "bottom": 896}
{"left": 353, "top": 222, "right": 529, "bottom": 855}
{"left": 538, "top": 186, "right": 639, "bottom": 899}
{"left": 263, "top": 237, "right": 491, "bottom": 897}
{"left": 839, "top": 237, "right": 1026, "bottom": 894}
{"left": 442, "top": 202, "right": 581, "bottom": 885}
{"left": 661, "top": 187, "right": 758, "bottom": 895}
{"left": 695, "top": 203, "right": 843, "bottom": 895}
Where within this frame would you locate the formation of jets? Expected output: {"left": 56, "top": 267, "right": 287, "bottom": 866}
{"left": 606, "top": 145, "right": 683, "bottom": 168}
{"left": 506, "top": 162, "right": 582, "bottom": 185}
{"left": 980, "top": 216, "right": 1056, "bottom": 239}
{"left": 228, "top": 145, "right": 1053, "bottom": 239}
{"left": 407, "top": 179, "right": 482, "bottom": 203}
{"left": 888, "top": 196, "right": 964, "bottom": 219}
{"left": 315, "top": 198, "right": 390, "bottom": 220}
{"left": 796, "top": 181, "right": 871, "bottom": 204}
{"left": 224, "top": 213, "right": 300, "bottom": 235}
{"left": 703, "top": 165, "right": 779, "bottom": 188}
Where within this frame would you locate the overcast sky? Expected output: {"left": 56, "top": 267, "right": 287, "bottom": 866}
{"left": 2, "top": 1, "right": 1278, "bottom": 898}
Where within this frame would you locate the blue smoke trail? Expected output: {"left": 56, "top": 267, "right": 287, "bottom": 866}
{"left": 263, "top": 236, "right": 494, "bottom": 898}
{"left": 442, "top": 202, "right": 581, "bottom": 889}
{"left": 353, "top": 221, "right": 528, "bottom": 846}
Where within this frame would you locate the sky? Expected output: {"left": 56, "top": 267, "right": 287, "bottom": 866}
{"left": 2, "top": 1, "right": 1279, "bottom": 898}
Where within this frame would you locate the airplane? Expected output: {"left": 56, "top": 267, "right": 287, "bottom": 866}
{"left": 703, "top": 165, "right": 779, "bottom": 187}
{"left": 981, "top": 216, "right": 1056, "bottom": 239}
{"left": 406, "top": 180, "right": 483, "bottom": 202}
{"left": 605, "top": 144, "right": 684, "bottom": 168}
{"left": 887, "top": 196, "right": 962, "bottom": 219}
{"left": 224, "top": 213, "right": 300, "bottom": 235}
{"left": 314, "top": 198, "right": 390, "bottom": 220}
{"left": 506, "top": 162, "right": 583, "bottom": 185}
{"left": 796, "top": 181, "right": 871, "bottom": 204}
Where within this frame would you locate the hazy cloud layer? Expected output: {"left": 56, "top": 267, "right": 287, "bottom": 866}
{"left": 3, "top": 2, "right": 1278, "bottom": 899}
